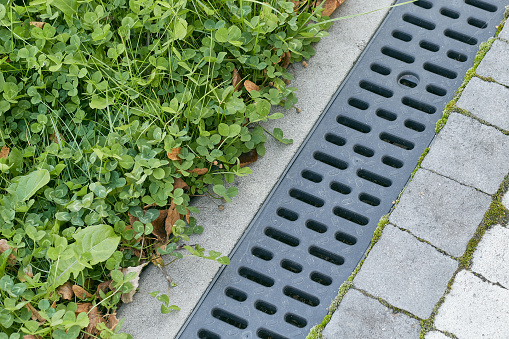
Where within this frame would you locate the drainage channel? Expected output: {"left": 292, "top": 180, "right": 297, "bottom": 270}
{"left": 177, "top": 1, "right": 507, "bottom": 338}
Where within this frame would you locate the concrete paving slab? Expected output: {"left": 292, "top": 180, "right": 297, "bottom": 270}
{"left": 421, "top": 113, "right": 509, "bottom": 195}
{"left": 456, "top": 77, "right": 509, "bottom": 131}
{"left": 322, "top": 289, "right": 421, "bottom": 339}
{"left": 472, "top": 224, "right": 509, "bottom": 289}
{"left": 116, "top": 1, "right": 395, "bottom": 337}
{"left": 476, "top": 39, "right": 509, "bottom": 87}
{"left": 434, "top": 270, "right": 509, "bottom": 339}
{"left": 499, "top": 19, "right": 509, "bottom": 41}
{"left": 425, "top": 331, "right": 451, "bottom": 339}
{"left": 389, "top": 169, "right": 490, "bottom": 257}
{"left": 353, "top": 225, "right": 457, "bottom": 319}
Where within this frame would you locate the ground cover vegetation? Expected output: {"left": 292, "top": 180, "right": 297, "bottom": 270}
{"left": 0, "top": 0, "right": 338, "bottom": 337}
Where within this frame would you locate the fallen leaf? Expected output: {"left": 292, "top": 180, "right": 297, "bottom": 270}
{"left": 165, "top": 202, "right": 181, "bottom": 239}
{"left": 56, "top": 282, "right": 74, "bottom": 300}
{"left": 26, "top": 303, "right": 45, "bottom": 323}
{"left": 151, "top": 252, "right": 165, "bottom": 266}
{"left": 72, "top": 285, "right": 93, "bottom": 299}
{"left": 239, "top": 150, "right": 258, "bottom": 168}
{"left": 281, "top": 51, "right": 291, "bottom": 68}
{"left": 84, "top": 307, "right": 103, "bottom": 339}
{"left": 232, "top": 68, "right": 242, "bottom": 91}
{"left": 23, "top": 335, "right": 43, "bottom": 339}
{"left": 96, "top": 280, "right": 112, "bottom": 300}
{"left": 244, "top": 80, "right": 260, "bottom": 93}
{"left": 49, "top": 133, "right": 65, "bottom": 145}
{"left": 315, "top": 0, "right": 346, "bottom": 16}
{"left": 29, "top": 22, "right": 45, "bottom": 28}
{"left": 167, "top": 147, "right": 181, "bottom": 161}
{"left": 151, "top": 209, "right": 169, "bottom": 242}
{"left": 0, "top": 239, "right": 16, "bottom": 264}
{"left": 190, "top": 167, "right": 208, "bottom": 175}
{"left": 173, "top": 177, "right": 189, "bottom": 191}
{"left": 185, "top": 208, "right": 190, "bottom": 223}
{"left": 0, "top": 146, "right": 9, "bottom": 159}
{"left": 76, "top": 303, "right": 93, "bottom": 315}
{"left": 120, "top": 262, "right": 148, "bottom": 303}
{"left": 106, "top": 312, "right": 120, "bottom": 331}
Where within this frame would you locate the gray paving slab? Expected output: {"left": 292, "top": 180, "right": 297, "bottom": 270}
{"left": 425, "top": 331, "right": 451, "bottom": 339}
{"left": 421, "top": 113, "right": 509, "bottom": 195}
{"left": 499, "top": 20, "right": 509, "bottom": 41}
{"left": 322, "top": 289, "right": 421, "bottom": 339}
{"left": 389, "top": 169, "right": 490, "bottom": 257}
{"left": 116, "top": 1, "right": 395, "bottom": 338}
{"left": 456, "top": 77, "right": 509, "bottom": 131}
{"left": 353, "top": 225, "right": 457, "bottom": 319}
{"left": 476, "top": 39, "right": 509, "bottom": 86}
{"left": 472, "top": 224, "right": 509, "bottom": 289}
{"left": 434, "top": 270, "right": 509, "bottom": 339}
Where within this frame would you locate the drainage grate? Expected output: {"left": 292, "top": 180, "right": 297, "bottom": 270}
{"left": 178, "top": 1, "right": 507, "bottom": 338}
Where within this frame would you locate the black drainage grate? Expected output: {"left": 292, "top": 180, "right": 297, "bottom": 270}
{"left": 177, "top": 1, "right": 507, "bottom": 338}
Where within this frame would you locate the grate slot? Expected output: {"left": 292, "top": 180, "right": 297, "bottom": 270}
{"left": 382, "top": 155, "right": 404, "bottom": 169}
{"left": 353, "top": 144, "right": 375, "bottom": 157}
{"left": 198, "top": 329, "right": 221, "bottom": 339}
{"left": 348, "top": 97, "right": 369, "bottom": 110}
{"left": 335, "top": 231, "right": 358, "bottom": 245}
{"left": 402, "top": 96, "right": 437, "bottom": 114}
{"left": 211, "top": 308, "right": 248, "bottom": 330}
{"left": 444, "top": 29, "right": 478, "bottom": 45}
{"left": 333, "top": 206, "right": 369, "bottom": 226}
{"left": 404, "top": 119, "right": 426, "bottom": 132}
{"left": 380, "top": 132, "right": 415, "bottom": 150}
{"left": 413, "top": 0, "right": 433, "bottom": 9}
{"left": 465, "top": 0, "right": 497, "bottom": 12}
{"left": 225, "top": 287, "right": 247, "bottom": 302}
{"left": 309, "top": 246, "right": 344, "bottom": 266}
{"left": 306, "top": 219, "right": 327, "bottom": 234}
{"left": 257, "top": 328, "right": 288, "bottom": 339}
{"left": 357, "top": 169, "right": 392, "bottom": 187}
{"left": 251, "top": 247, "right": 273, "bottom": 261}
{"left": 285, "top": 313, "right": 307, "bottom": 328}
{"left": 358, "top": 193, "right": 381, "bottom": 207}
{"left": 376, "top": 108, "right": 397, "bottom": 121}
{"left": 359, "top": 80, "right": 394, "bottom": 98}
{"left": 301, "top": 170, "right": 322, "bottom": 183}
{"left": 283, "top": 286, "right": 320, "bottom": 306}
{"left": 468, "top": 17, "right": 488, "bottom": 28}
{"left": 310, "top": 272, "right": 332, "bottom": 286}
{"left": 370, "top": 63, "right": 391, "bottom": 75}
{"left": 255, "top": 300, "right": 277, "bottom": 315}
{"left": 420, "top": 40, "right": 440, "bottom": 52}
{"left": 423, "top": 62, "right": 458, "bottom": 79}
{"left": 325, "top": 132, "right": 346, "bottom": 146}
{"left": 238, "top": 267, "right": 275, "bottom": 287}
{"left": 403, "top": 14, "right": 436, "bottom": 30}
{"left": 447, "top": 50, "right": 468, "bottom": 62}
{"left": 289, "top": 188, "right": 325, "bottom": 207}
{"left": 426, "top": 84, "right": 447, "bottom": 96}
{"left": 440, "top": 7, "right": 460, "bottom": 19}
{"left": 337, "top": 115, "right": 372, "bottom": 133}
{"left": 330, "top": 181, "right": 352, "bottom": 195}
{"left": 281, "top": 259, "right": 303, "bottom": 273}
{"left": 381, "top": 46, "right": 415, "bottom": 63}
{"left": 265, "top": 227, "right": 300, "bottom": 247}
{"left": 392, "top": 30, "right": 412, "bottom": 41}
{"left": 277, "top": 207, "right": 298, "bottom": 221}
{"left": 314, "top": 151, "right": 348, "bottom": 171}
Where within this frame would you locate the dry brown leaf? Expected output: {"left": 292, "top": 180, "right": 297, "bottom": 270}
{"left": 120, "top": 262, "right": 148, "bottom": 303}
{"left": 150, "top": 209, "right": 169, "bottom": 242}
{"left": 0, "top": 239, "right": 16, "bottom": 264}
{"left": 106, "top": 312, "right": 120, "bottom": 331}
{"left": 84, "top": 307, "right": 103, "bottom": 339}
{"left": 232, "top": 68, "right": 242, "bottom": 91}
{"left": 150, "top": 252, "right": 165, "bottom": 266}
{"left": 244, "top": 80, "right": 260, "bottom": 93}
{"left": 72, "top": 285, "right": 93, "bottom": 300}
{"left": 23, "top": 335, "right": 43, "bottom": 339}
{"left": 29, "top": 22, "right": 45, "bottom": 28}
{"left": 190, "top": 167, "right": 208, "bottom": 175}
{"left": 49, "top": 133, "right": 65, "bottom": 145}
{"left": 173, "top": 177, "right": 189, "bottom": 191}
{"left": 239, "top": 150, "right": 258, "bottom": 168}
{"left": 0, "top": 146, "right": 9, "bottom": 159}
{"left": 315, "top": 0, "right": 346, "bottom": 16}
{"left": 96, "top": 280, "right": 112, "bottom": 300}
{"left": 26, "top": 303, "right": 45, "bottom": 323}
{"left": 165, "top": 202, "right": 181, "bottom": 239}
{"left": 56, "top": 282, "right": 74, "bottom": 300}
{"left": 281, "top": 51, "right": 291, "bottom": 68}
{"left": 185, "top": 208, "right": 190, "bottom": 223}
{"left": 75, "top": 303, "right": 93, "bottom": 314}
{"left": 166, "top": 147, "right": 181, "bottom": 161}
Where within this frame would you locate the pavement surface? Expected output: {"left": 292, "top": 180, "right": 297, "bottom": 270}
{"left": 322, "top": 20, "right": 509, "bottom": 339}
{"left": 117, "top": 1, "right": 509, "bottom": 339}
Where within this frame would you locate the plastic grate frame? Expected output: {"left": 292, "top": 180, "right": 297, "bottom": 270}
{"left": 177, "top": 1, "right": 507, "bottom": 338}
